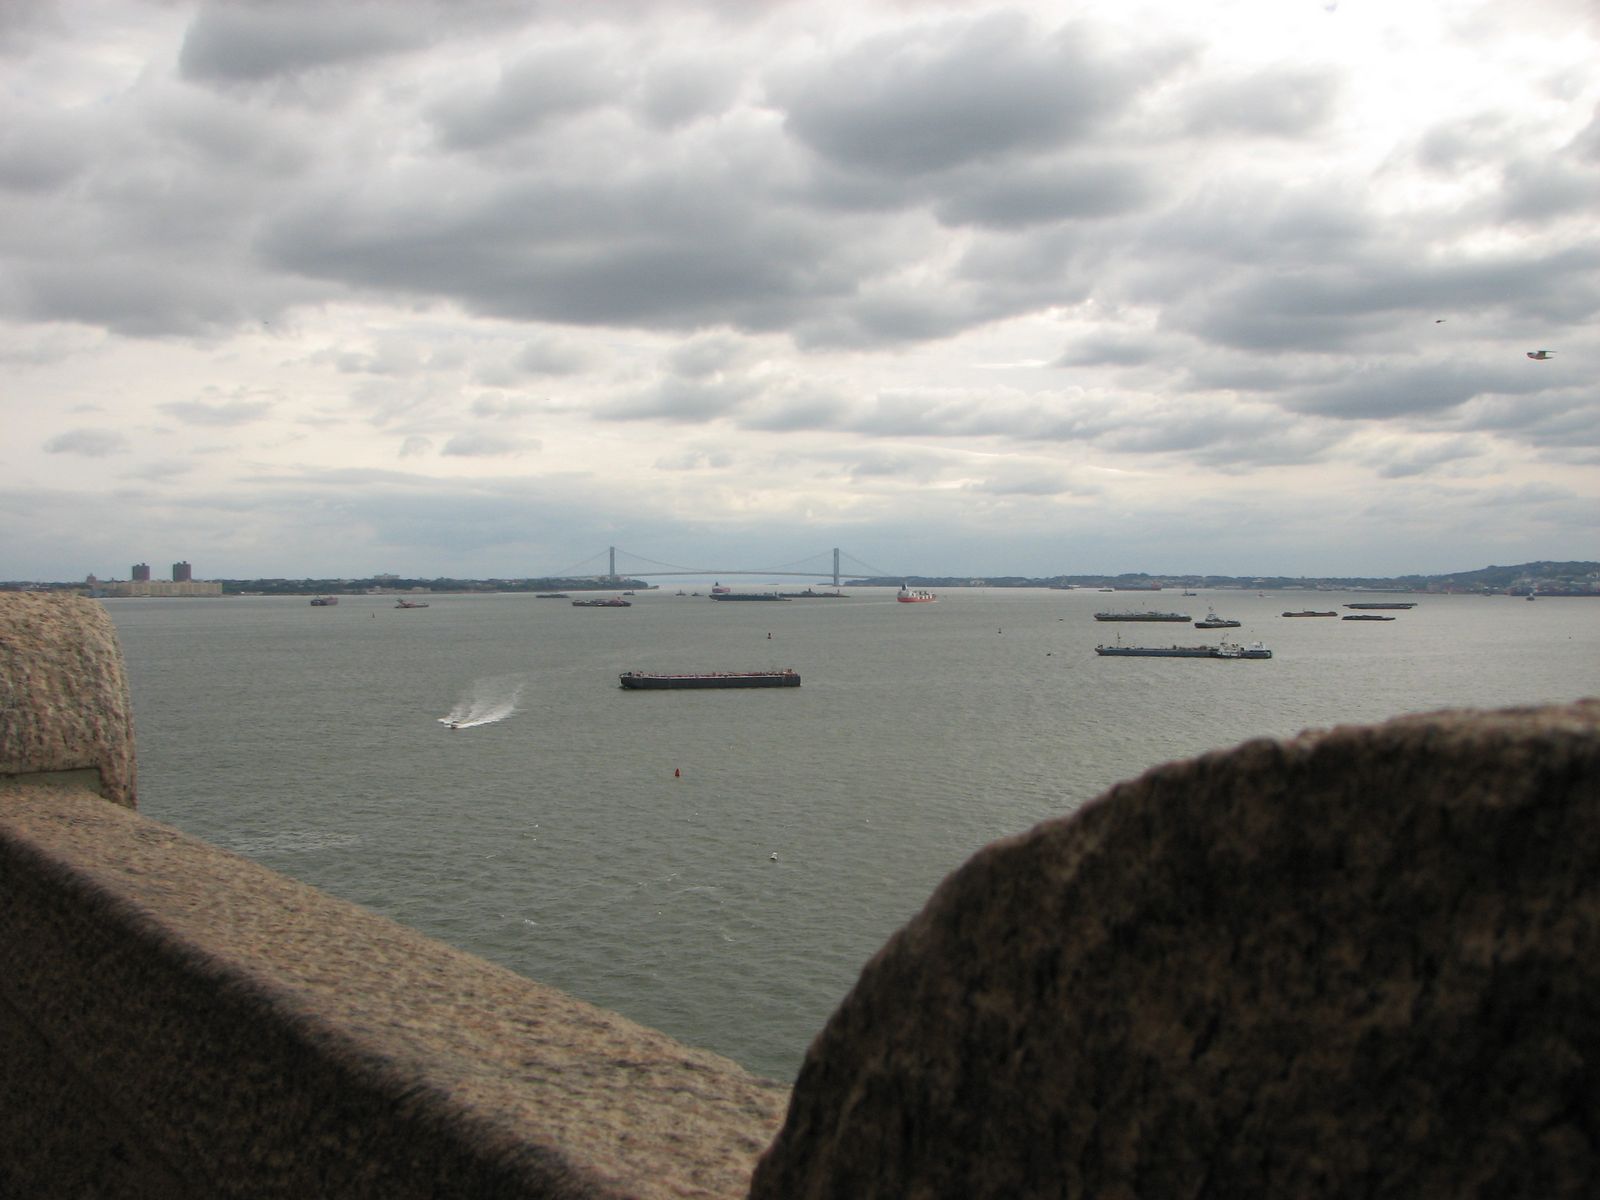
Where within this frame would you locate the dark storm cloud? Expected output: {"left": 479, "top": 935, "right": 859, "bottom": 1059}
{"left": 0, "top": 119, "right": 88, "bottom": 192}
{"left": 635, "top": 53, "right": 742, "bottom": 129}
{"left": 1180, "top": 67, "right": 1340, "bottom": 138}
{"left": 1453, "top": 388, "right": 1600, "bottom": 452}
{"left": 1498, "top": 155, "right": 1600, "bottom": 224}
{"left": 965, "top": 471, "right": 1081, "bottom": 498}
{"left": 1166, "top": 245, "right": 1600, "bottom": 355}
{"left": 178, "top": 3, "right": 430, "bottom": 83}
{"left": 441, "top": 433, "right": 535, "bottom": 457}
{"left": 160, "top": 398, "right": 274, "bottom": 426}
{"left": 1367, "top": 436, "right": 1488, "bottom": 479}
{"left": 44, "top": 428, "right": 130, "bottom": 456}
{"left": 1281, "top": 362, "right": 1540, "bottom": 420}
{"left": 601, "top": 375, "right": 761, "bottom": 422}
{"left": 1097, "top": 404, "right": 1316, "bottom": 458}
{"left": 932, "top": 159, "right": 1153, "bottom": 230}
{"left": 257, "top": 164, "right": 856, "bottom": 334}
{"left": 737, "top": 384, "right": 852, "bottom": 433}
{"left": 1055, "top": 336, "right": 1158, "bottom": 368}
{"left": 429, "top": 43, "right": 621, "bottom": 150}
{"left": 778, "top": 11, "right": 1150, "bottom": 176}
{"left": 511, "top": 336, "right": 593, "bottom": 376}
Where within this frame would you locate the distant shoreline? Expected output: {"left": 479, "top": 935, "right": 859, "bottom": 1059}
{"left": 6, "top": 559, "right": 1596, "bottom": 599}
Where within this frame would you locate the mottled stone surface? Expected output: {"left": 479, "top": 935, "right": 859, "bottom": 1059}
{"left": 0, "top": 593, "right": 136, "bottom": 807}
{"left": 2, "top": 779, "right": 789, "bottom": 1198}
{"left": 751, "top": 700, "right": 1600, "bottom": 1200}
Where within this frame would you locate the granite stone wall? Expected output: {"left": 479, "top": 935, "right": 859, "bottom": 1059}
{"left": 752, "top": 699, "right": 1600, "bottom": 1199}
{"left": 0, "top": 592, "right": 135, "bottom": 807}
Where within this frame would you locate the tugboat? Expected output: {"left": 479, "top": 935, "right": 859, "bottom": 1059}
{"left": 1194, "top": 609, "right": 1241, "bottom": 629}
{"left": 309, "top": 596, "right": 338, "bottom": 606}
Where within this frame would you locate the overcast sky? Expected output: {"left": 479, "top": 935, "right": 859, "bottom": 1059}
{"left": 3, "top": 0, "right": 1596, "bottom": 582}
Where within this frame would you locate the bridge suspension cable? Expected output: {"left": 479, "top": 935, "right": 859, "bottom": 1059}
{"left": 545, "top": 546, "right": 905, "bottom": 585}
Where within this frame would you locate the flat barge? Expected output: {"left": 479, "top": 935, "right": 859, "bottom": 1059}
{"left": 619, "top": 670, "right": 801, "bottom": 689}
{"left": 1094, "top": 610, "right": 1191, "bottom": 622}
{"left": 1096, "top": 642, "right": 1271, "bottom": 659}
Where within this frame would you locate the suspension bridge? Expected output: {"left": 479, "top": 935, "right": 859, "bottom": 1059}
{"left": 544, "top": 547, "right": 898, "bottom": 588}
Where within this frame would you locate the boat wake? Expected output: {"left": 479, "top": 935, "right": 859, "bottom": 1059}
{"left": 440, "top": 675, "right": 526, "bottom": 729}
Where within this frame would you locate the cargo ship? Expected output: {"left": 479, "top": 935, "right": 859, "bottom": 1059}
{"left": 618, "top": 669, "right": 800, "bottom": 689}
{"left": 897, "top": 584, "right": 937, "bottom": 603}
{"left": 1093, "top": 610, "right": 1190, "bottom": 622}
{"left": 1096, "top": 641, "right": 1271, "bottom": 659}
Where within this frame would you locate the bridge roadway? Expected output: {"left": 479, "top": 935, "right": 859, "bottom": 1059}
{"left": 561, "top": 547, "right": 880, "bottom": 589}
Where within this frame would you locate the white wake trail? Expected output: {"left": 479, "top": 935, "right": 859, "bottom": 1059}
{"left": 439, "top": 675, "right": 526, "bottom": 729}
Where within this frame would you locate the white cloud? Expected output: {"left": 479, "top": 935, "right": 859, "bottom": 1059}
{"left": 0, "top": 0, "right": 1596, "bottom": 581}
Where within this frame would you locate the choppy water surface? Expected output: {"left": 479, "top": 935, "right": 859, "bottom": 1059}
{"left": 107, "top": 588, "right": 1598, "bottom": 1079}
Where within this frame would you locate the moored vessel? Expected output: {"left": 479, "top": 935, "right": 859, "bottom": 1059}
{"left": 1345, "top": 602, "right": 1417, "bottom": 610}
{"left": 393, "top": 599, "right": 429, "bottom": 609}
{"left": 618, "top": 669, "right": 800, "bottom": 689}
{"left": 1282, "top": 610, "right": 1337, "bottom": 617}
{"left": 1094, "top": 610, "right": 1190, "bottom": 622}
{"left": 709, "top": 592, "right": 789, "bottom": 601}
{"left": 1342, "top": 613, "right": 1395, "bottom": 621}
{"left": 1096, "top": 641, "right": 1271, "bottom": 659}
{"left": 572, "top": 597, "right": 632, "bottom": 607}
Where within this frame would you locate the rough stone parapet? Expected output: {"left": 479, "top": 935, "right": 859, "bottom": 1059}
{"left": 752, "top": 699, "right": 1600, "bottom": 1199}
{"left": 1, "top": 778, "right": 788, "bottom": 1198}
{"left": 0, "top": 593, "right": 136, "bottom": 807}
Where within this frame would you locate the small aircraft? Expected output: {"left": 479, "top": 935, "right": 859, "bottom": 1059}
{"left": 1527, "top": 350, "right": 1555, "bottom": 360}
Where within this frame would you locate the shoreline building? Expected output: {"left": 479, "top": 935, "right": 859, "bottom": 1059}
{"left": 93, "top": 559, "right": 221, "bottom": 597}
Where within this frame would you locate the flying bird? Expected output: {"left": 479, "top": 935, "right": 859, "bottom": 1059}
{"left": 1527, "top": 350, "right": 1555, "bottom": 360}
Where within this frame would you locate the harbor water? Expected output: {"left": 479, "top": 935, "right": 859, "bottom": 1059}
{"left": 106, "top": 588, "right": 1598, "bottom": 1081}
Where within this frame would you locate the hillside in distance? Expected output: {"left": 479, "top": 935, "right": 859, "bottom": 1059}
{"left": 856, "top": 561, "right": 1600, "bottom": 595}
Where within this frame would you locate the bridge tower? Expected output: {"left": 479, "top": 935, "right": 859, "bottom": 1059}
{"left": 833, "top": 547, "right": 841, "bottom": 588}
{"left": 609, "top": 545, "right": 617, "bottom": 582}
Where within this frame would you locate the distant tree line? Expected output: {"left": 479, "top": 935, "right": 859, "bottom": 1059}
{"left": 4, "top": 561, "right": 1595, "bottom": 594}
